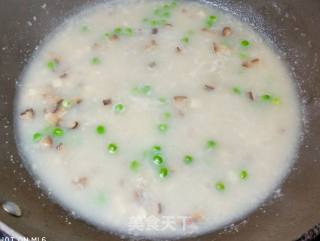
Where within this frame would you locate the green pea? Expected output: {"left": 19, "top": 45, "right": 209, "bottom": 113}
{"left": 240, "top": 170, "right": 249, "bottom": 180}
{"left": 130, "top": 160, "right": 140, "bottom": 172}
{"left": 183, "top": 155, "right": 193, "bottom": 165}
{"left": 159, "top": 167, "right": 169, "bottom": 178}
{"left": 215, "top": 182, "right": 225, "bottom": 191}
{"left": 52, "top": 128, "right": 64, "bottom": 137}
{"left": 33, "top": 132, "right": 42, "bottom": 142}
{"left": 108, "top": 143, "right": 118, "bottom": 154}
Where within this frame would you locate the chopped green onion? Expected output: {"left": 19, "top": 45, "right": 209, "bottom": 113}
{"left": 81, "top": 25, "right": 89, "bottom": 32}
{"left": 130, "top": 160, "right": 140, "bottom": 172}
{"left": 108, "top": 143, "right": 118, "bottom": 154}
{"left": 183, "top": 155, "right": 193, "bottom": 165}
{"left": 111, "top": 27, "right": 134, "bottom": 36}
{"left": 260, "top": 94, "right": 281, "bottom": 105}
{"left": 132, "top": 85, "right": 152, "bottom": 96}
{"left": 159, "top": 97, "right": 168, "bottom": 104}
{"left": 91, "top": 57, "right": 101, "bottom": 65}
{"left": 205, "top": 15, "right": 217, "bottom": 28}
{"left": 163, "top": 112, "right": 171, "bottom": 120}
{"left": 158, "top": 123, "right": 168, "bottom": 133}
{"left": 62, "top": 99, "right": 72, "bottom": 108}
{"left": 215, "top": 182, "right": 225, "bottom": 191}
{"left": 114, "top": 103, "right": 125, "bottom": 113}
{"left": 170, "top": 0, "right": 177, "bottom": 8}
{"left": 163, "top": 4, "right": 170, "bottom": 11}
{"left": 232, "top": 86, "right": 242, "bottom": 95}
{"left": 153, "top": 155, "right": 164, "bottom": 165}
{"left": 114, "top": 27, "right": 122, "bottom": 35}
{"left": 154, "top": 8, "right": 161, "bottom": 15}
{"left": 150, "top": 19, "right": 159, "bottom": 27}
{"left": 124, "top": 27, "right": 133, "bottom": 36}
{"left": 261, "top": 94, "right": 272, "bottom": 101}
{"left": 33, "top": 132, "right": 42, "bottom": 142}
{"left": 240, "top": 170, "right": 249, "bottom": 180}
{"left": 47, "top": 60, "right": 58, "bottom": 71}
{"left": 272, "top": 97, "right": 281, "bottom": 105}
{"left": 241, "top": 40, "right": 250, "bottom": 47}
{"left": 52, "top": 128, "right": 64, "bottom": 137}
{"left": 181, "top": 36, "right": 190, "bottom": 44}
{"left": 141, "top": 85, "right": 151, "bottom": 94}
{"left": 207, "top": 140, "right": 217, "bottom": 149}
{"left": 152, "top": 145, "right": 162, "bottom": 153}
{"left": 96, "top": 125, "right": 106, "bottom": 135}
{"left": 159, "top": 166, "right": 169, "bottom": 178}
{"left": 239, "top": 51, "right": 249, "bottom": 60}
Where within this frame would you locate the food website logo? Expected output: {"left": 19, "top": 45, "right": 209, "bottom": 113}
{"left": 1, "top": 237, "right": 46, "bottom": 241}
{"left": 128, "top": 215, "right": 198, "bottom": 234}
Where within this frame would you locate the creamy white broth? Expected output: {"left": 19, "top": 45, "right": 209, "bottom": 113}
{"left": 16, "top": 0, "right": 301, "bottom": 238}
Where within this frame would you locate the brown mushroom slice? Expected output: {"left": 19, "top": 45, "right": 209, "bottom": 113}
{"left": 242, "top": 58, "right": 260, "bottom": 68}
{"left": 151, "top": 28, "right": 158, "bottom": 35}
{"left": 42, "top": 93, "right": 62, "bottom": 105}
{"left": 56, "top": 143, "right": 64, "bottom": 151}
{"left": 72, "top": 177, "right": 88, "bottom": 188}
{"left": 174, "top": 96, "right": 189, "bottom": 108}
{"left": 109, "top": 34, "right": 119, "bottom": 41}
{"left": 20, "top": 108, "right": 35, "bottom": 120}
{"left": 144, "top": 39, "right": 157, "bottom": 50}
{"left": 212, "top": 42, "right": 230, "bottom": 54}
{"left": 51, "top": 99, "right": 64, "bottom": 113}
{"left": 59, "top": 73, "right": 68, "bottom": 79}
{"left": 173, "top": 96, "right": 190, "bottom": 112}
{"left": 68, "top": 121, "right": 79, "bottom": 130}
{"left": 164, "top": 23, "right": 173, "bottom": 28}
{"left": 73, "top": 98, "right": 82, "bottom": 105}
{"left": 44, "top": 112, "right": 60, "bottom": 126}
{"left": 148, "top": 61, "right": 157, "bottom": 68}
{"left": 102, "top": 98, "right": 112, "bottom": 106}
{"left": 222, "top": 27, "right": 232, "bottom": 37}
{"left": 157, "top": 203, "right": 163, "bottom": 214}
{"left": 40, "top": 136, "right": 53, "bottom": 148}
{"left": 174, "top": 96, "right": 188, "bottom": 102}
{"left": 247, "top": 91, "right": 255, "bottom": 101}
{"left": 213, "top": 42, "right": 219, "bottom": 53}
{"left": 92, "top": 42, "right": 102, "bottom": 50}
{"left": 201, "top": 28, "right": 215, "bottom": 35}
{"left": 204, "top": 84, "right": 215, "bottom": 91}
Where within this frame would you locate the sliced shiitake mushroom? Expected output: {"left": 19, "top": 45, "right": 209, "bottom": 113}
{"left": 176, "top": 47, "right": 182, "bottom": 53}
{"left": 204, "top": 85, "right": 215, "bottom": 91}
{"left": 56, "top": 143, "right": 63, "bottom": 151}
{"left": 222, "top": 27, "right": 232, "bottom": 37}
{"left": 151, "top": 28, "right": 158, "bottom": 35}
{"left": 157, "top": 203, "right": 163, "bottom": 214}
{"left": 174, "top": 96, "right": 188, "bottom": 102}
{"left": 68, "top": 121, "right": 79, "bottom": 130}
{"left": 40, "top": 136, "right": 53, "bottom": 148}
{"left": 103, "top": 98, "right": 112, "bottom": 106}
{"left": 242, "top": 58, "right": 260, "bottom": 68}
{"left": 247, "top": 91, "right": 255, "bottom": 101}
{"left": 148, "top": 61, "right": 157, "bottom": 68}
{"left": 44, "top": 112, "right": 60, "bottom": 126}
{"left": 59, "top": 73, "right": 68, "bottom": 79}
{"left": 20, "top": 108, "right": 35, "bottom": 120}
